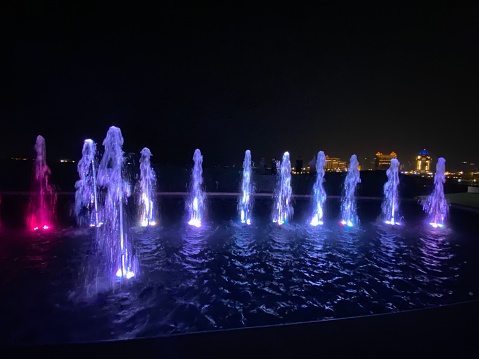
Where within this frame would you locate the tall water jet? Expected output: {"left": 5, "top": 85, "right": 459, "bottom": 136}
{"left": 421, "top": 157, "right": 449, "bottom": 228}
{"left": 272, "top": 151, "right": 293, "bottom": 225}
{"left": 75, "top": 139, "right": 101, "bottom": 227}
{"left": 137, "top": 147, "right": 157, "bottom": 227}
{"left": 310, "top": 150, "right": 327, "bottom": 226}
{"left": 382, "top": 158, "right": 401, "bottom": 225}
{"left": 27, "top": 135, "right": 57, "bottom": 231}
{"left": 187, "top": 149, "right": 205, "bottom": 227}
{"left": 96, "top": 126, "right": 137, "bottom": 280}
{"left": 238, "top": 149, "right": 254, "bottom": 225}
{"left": 340, "top": 154, "right": 361, "bottom": 227}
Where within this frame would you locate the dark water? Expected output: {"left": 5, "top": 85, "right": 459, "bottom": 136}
{"left": 0, "top": 197, "right": 478, "bottom": 346}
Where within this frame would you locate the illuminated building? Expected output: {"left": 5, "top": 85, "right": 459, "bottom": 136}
{"left": 374, "top": 151, "right": 398, "bottom": 170}
{"left": 325, "top": 155, "right": 347, "bottom": 172}
{"left": 416, "top": 149, "right": 432, "bottom": 173}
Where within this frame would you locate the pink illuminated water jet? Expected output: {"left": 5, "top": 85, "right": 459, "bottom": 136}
{"left": 27, "top": 135, "right": 56, "bottom": 231}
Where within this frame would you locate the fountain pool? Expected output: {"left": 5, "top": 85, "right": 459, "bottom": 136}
{"left": 0, "top": 194, "right": 477, "bottom": 351}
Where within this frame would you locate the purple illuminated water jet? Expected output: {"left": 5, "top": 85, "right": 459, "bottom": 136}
{"left": 382, "top": 158, "right": 401, "bottom": 225}
{"left": 310, "top": 150, "right": 327, "bottom": 226}
{"left": 27, "top": 135, "right": 56, "bottom": 231}
{"left": 422, "top": 157, "right": 449, "bottom": 228}
{"left": 96, "top": 126, "right": 137, "bottom": 280}
{"left": 187, "top": 149, "right": 205, "bottom": 227}
{"left": 340, "top": 154, "right": 360, "bottom": 227}
{"left": 138, "top": 147, "right": 157, "bottom": 227}
{"left": 75, "top": 139, "right": 101, "bottom": 228}
{"left": 272, "top": 151, "right": 293, "bottom": 225}
{"left": 238, "top": 149, "right": 254, "bottom": 225}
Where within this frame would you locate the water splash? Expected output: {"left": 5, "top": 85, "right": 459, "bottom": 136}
{"left": 75, "top": 139, "right": 101, "bottom": 228}
{"left": 421, "top": 157, "right": 449, "bottom": 228}
{"left": 382, "top": 158, "right": 401, "bottom": 225}
{"left": 138, "top": 147, "right": 157, "bottom": 227}
{"left": 27, "top": 135, "right": 57, "bottom": 231}
{"left": 187, "top": 149, "right": 205, "bottom": 227}
{"left": 238, "top": 149, "right": 254, "bottom": 225}
{"left": 272, "top": 151, "right": 294, "bottom": 225}
{"left": 310, "top": 150, "right": 327, "bottom": 226}
{"left": 340, "top": 154, "right": 361, "bottom": 227}
{"left": 96, "top": 126, "right": 137, "bottom": 280}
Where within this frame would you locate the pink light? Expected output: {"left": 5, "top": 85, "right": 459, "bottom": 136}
{"left": 33, "top": 225, "right": 51, "bottom": 231}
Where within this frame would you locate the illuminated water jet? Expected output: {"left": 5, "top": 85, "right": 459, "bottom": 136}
{"left": 138, "top": 147, "right": 157, "bottom": 227}
{"left": 272, "top": 151, "right": 293, "bottom": 225}
{"left": 382, "top": 158, "right": 401, "bottom": 225}
{"left": 27, "top": 135, "right": 56, "bottom": 231}
{"left": 310, "top": 150, "right": 327, "bottom": 226}
{"left": 421, "top": 157, "right": 449, "bottom": 228}
{"left": 187, "top": 149, "right": 205, "bottom": 227}
{"left": 96, "top": 126, "right": 137, "bottom": 280}
{"left": 238, "top": 149, "right": 254, "bottom": 225}
{"left": 75, "top": 139, "right": 101, "bottom": 228}
{"left": 340, "top": 154, "right": 360, "bottom": 227}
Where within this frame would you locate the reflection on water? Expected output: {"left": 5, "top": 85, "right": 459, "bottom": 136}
{"left": 0, "top": 204, "right": 476, "bottom": 346}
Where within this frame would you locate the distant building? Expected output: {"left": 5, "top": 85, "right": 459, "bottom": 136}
{"left": 374, "top": 151, "right": 397, "bottom": 170}
{"left": 416, "top": 149, "right": 432, "bottom": 173}
{"left": 294, "top": 157, "right": 304, "bottom": 174}
{"left": 325, "top": 155, "right": 347, "bottom": 172}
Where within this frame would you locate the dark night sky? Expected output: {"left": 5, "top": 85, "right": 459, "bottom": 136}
{"left": 1, "top": 1, "right": 478, "bottom": 170}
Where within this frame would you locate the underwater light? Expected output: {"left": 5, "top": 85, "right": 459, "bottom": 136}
{"left": 116, "top": 269, "right": 135, "bottom": 279}
{"left": 310, "top": 218, "right": 323, "bottom": 226}
{"left": 188, "top": 218, "right": 201, "bottom": 227}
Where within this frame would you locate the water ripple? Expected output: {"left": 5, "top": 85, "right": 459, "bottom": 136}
{"left": 0, "top": 204, "right": 476, "bottom": 345}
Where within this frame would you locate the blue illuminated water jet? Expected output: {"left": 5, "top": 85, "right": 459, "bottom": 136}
{"left": 272, "top": 151, "right": 293, "bottom": 225}
{"left": 75, "top": 139, "right": 101, "bottom": 228}
{"left": 340, "top": 154, "right": 361, "bottom": 227}
{"left": 382, "top": 158, "right": 401, "bottom": 225}
{"left": 187, "top": 149, "right": 205, "bottom": 227}
{"left": 238, "top": 149, "right": 254, "bottom": 225}
{"left": 421, "top": 157, "right": 449, "bottom": 228}
{"left": 97, "top": 126, "right": 137, "bottom": 280}
{"left": 310, "top": 150, "right": 327, "bottom": 226}
{"left": 138, "top": 147, "right": 157, "bottom": 227}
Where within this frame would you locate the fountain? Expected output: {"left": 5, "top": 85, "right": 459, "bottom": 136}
{"left": 310, "top": 150, "right": 327, "bottom": 226}
{"left": 238, "top": 149, "right": 254, "bottom": 225}
{"left": 137, "top": 147, "right": 157, "bottom": 227}
{"left": 382, "top": 158, "right": 401, "bottom": 225}
{"left": 421, "top": 157, "right": 449, "bottom": 228}
{"left": 0, "top": 141, "right": 477, "bottom": 355}
{"left": 187, "top": 148, "right": 206, "bottom": 227}
{"left": 340, "top": 154, "right": 361, "bottom": 227}
{"left": 74, "top": 139, "right": 101, "bottom": 228}
{"left": 96, "top": 126, "right": 137, "bottom": 280}
{"left": 272, "top": 151, "right": 293, "bottom": 225}
{"left": 26, "top": 135, "right": 57, "bottom": 231}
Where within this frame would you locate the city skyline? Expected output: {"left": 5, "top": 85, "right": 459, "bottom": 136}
{"left": 1, "top": 2, "right": 477, "bottom": 170}
{"left": 3, "top": 144, "right": 476, "bottom": 173}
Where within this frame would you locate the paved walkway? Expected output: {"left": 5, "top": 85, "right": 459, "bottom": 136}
{"left": 445, "top": 192, "right": 479, "bottom": 209}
